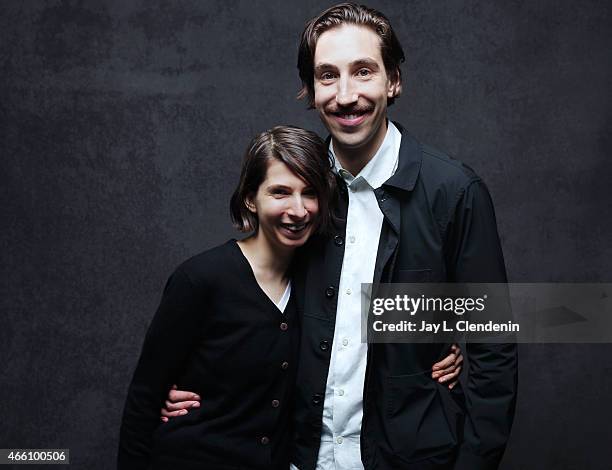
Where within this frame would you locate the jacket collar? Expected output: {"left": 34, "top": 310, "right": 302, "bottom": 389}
{"left": 382, "top": 121, "right": 422, "bottom": 193}
{"left": 325, "top": 121, "right": 422, "bottom": 194}
{"left": 330, "top": 121, "right": 401, "bottom": 191}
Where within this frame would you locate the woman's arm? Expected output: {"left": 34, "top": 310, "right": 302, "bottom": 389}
{"left": 118, "top": 268, "right": 206, "bottom": 470}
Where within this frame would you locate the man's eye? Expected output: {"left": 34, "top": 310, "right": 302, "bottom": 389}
{"left": 357, "top": 68, "right": 371, "bottom": 77}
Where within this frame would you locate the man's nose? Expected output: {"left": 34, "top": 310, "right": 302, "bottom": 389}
{"left": 335, "top": 77, "right": 358, "bottom": 106}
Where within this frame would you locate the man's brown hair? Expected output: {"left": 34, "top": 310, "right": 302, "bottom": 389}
{"left": 297, "top": 2, "right": 405, "bottom": 107}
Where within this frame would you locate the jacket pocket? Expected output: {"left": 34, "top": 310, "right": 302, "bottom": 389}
{"left": 396, "top": 269, "right": 432, "bottom": 283}
{"left": 386, "top": 372, "right": 457, "bottom": 462}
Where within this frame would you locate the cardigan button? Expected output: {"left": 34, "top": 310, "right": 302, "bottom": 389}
{"left": 319, "top": 340, "right": 330, "bottom": 351}
{"left": 325, "top": 286, "right": 335, "bottom": 298}
{"left": 312, "top": 393, "right": 323, "bottom": 405}
{"left": 260, "top": 436, "right": 270, "bottom": 445}
{"left": 334, "top": 235, "right": 344, "bottom": 246}
{"left": 280, "top": 322, "right": 288, "bottom": 331}
{"left": 272, "top": 399, "right": 280, "bottom": 408}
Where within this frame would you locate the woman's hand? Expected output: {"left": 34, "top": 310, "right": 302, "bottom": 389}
{"left": 160, "top": 385, "right": 201, "bottom": 422}
{"left": 431, "top": 343, "right": 464, "bottom": 389}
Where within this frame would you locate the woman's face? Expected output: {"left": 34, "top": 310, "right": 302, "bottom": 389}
{"left": 248, "top": 158, "right": 319, "bottom": 250}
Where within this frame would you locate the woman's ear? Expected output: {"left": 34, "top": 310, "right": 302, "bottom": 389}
{"left": 245, "top": 197, "right": 256, "bottom": 213}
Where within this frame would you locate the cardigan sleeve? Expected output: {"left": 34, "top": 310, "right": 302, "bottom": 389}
{"left": 117, "top": 268, "right": 207, "bottom": 470}
{"left": 445, "top": 180, "right": 518, "bottom": 470}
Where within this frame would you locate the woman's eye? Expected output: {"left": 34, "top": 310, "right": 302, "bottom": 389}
{"left": 320, "top": 72, "right": 335, "bottom": 81}
{"left": 271, "top": 189, "right": 289, "bottom": 197}
{"left": 303, "top": 189, "right": 317, "bottom": 198}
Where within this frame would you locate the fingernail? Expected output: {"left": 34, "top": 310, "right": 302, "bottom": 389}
{"left": 161, "top": 417, "right": 168, "bottom": 422}
{"left": 191, "top": 402, "right": 200, "bottom": 408}
{"left": 192, "top": 394, "right": 200, "bottom": 400}
{"left": 179, "top": 409, "right": 188, "bottom": 415}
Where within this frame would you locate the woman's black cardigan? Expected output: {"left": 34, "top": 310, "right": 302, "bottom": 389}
{"left": 118, "top": 240, "right": 300, "bottom": 470}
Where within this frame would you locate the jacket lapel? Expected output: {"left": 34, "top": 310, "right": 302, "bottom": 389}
{"left": 372, "top": 187, "right": 400, "bottom": 285}
{"left": 373, "top": 123, "right": 423, "bottom": 284}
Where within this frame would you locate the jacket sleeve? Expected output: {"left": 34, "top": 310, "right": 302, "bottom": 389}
{"left": 117, "top": 268, "right": 206, "bottom": 470}
{"left": 445, "top": 179, "right": 518, "bottom": 470}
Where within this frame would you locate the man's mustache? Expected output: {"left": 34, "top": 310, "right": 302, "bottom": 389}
{"left": 325, "top": 104, "right": 374, "bottom": 115}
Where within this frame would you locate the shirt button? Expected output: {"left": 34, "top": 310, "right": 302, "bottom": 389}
{"left": 342, "top": 338, "right": 349, "bottom": 347}
{"left": 281, "top": 361, "right": 289, "bottom": 370}
{"left": 280, "top": 322, "right": 288, "bottom": 331}
{"left": 338, "top": 389, "right": 344, "bottom": 396}
{"left": 346, "top": 288, "right": 352, "bottom": 295}
{"left": 319, "top": 340, "right": 329, "bottom": 351}
{"left": 312, "top": 393, "right": 323, "bottom": 405}
{"left": 272, "top": 399, "right": 280, "bottom": 408}
{"left": 349, "top": 236, "right": 356, "bottom": 244}
{"left": 334, "top": 235, "right": 344, "bottom": 246}
{"left": 325, "top": 286, "right": 335, "bottom": 298}
{"left": 337, "top": 436, "right": 343, "bottom": 444}
{"left": 260, "top": 436, "right": 270, "bottom": 445}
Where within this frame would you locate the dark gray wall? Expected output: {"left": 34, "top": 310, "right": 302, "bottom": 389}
{"left": 2, "top": 1, "right": 611, "bottom": 468}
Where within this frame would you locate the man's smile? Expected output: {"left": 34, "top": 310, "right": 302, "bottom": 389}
{"left": 328, "top": 106, "right": 373, "bottom": 128}
{"left": 333, "top": 112, "right": 369, "bottom": 127}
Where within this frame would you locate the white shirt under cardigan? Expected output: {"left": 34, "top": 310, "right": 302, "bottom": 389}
{"left": 275, "top": 281, "right": 292, "bottom": 313}
{"left": 291, "top": 122, "right": 401, "bottom": 470}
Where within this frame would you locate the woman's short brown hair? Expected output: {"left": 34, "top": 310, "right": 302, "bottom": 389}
{"left": 297, "top": 2, "right": 405, "bottom": 108}
{"left": 230, "top": 125, "right": 335, "bottom": 234}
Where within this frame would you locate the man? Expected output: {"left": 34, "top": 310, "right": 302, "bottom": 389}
{"left": 163, "top": 3, "right": 517, "bottom": 469}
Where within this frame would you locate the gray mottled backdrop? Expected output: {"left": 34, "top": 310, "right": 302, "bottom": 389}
{"left": 2, "top": 1, "right": 611, "bottom": 468}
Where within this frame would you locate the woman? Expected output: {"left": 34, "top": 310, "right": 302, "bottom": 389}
{"left": 118, "top": 126, "right": 462, "bottom": 469}
{"left": 118, "top": 126, "right": 334, "bottom": 470}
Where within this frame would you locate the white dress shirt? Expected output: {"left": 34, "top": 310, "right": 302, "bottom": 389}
{"left": 308, "top": 122, "right": 402, "bottom": 470}
{"left": 275, "top": 281, "right": 291, "bottom": 313}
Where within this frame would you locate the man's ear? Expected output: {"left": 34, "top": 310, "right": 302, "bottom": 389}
{"left": 388, "top": 71, "right": 402, "bottom": 99}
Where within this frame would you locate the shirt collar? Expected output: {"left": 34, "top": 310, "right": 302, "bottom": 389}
{"left": 330, "top": 121, "right": 402, "bottom": 190}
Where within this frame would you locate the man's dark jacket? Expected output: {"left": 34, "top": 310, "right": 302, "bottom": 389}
{"left": 292, "top": 124, "right": 518, "bottom": 470}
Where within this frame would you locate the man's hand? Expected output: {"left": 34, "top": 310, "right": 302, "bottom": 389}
{"left": 431, "top": 343, "right": 463, "bottom": 389}
{"left": 160, "top": 345, "right": 464, "bottom": 422}
{"left": 160, "top": 385, "right": 201, "bottom": 422}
